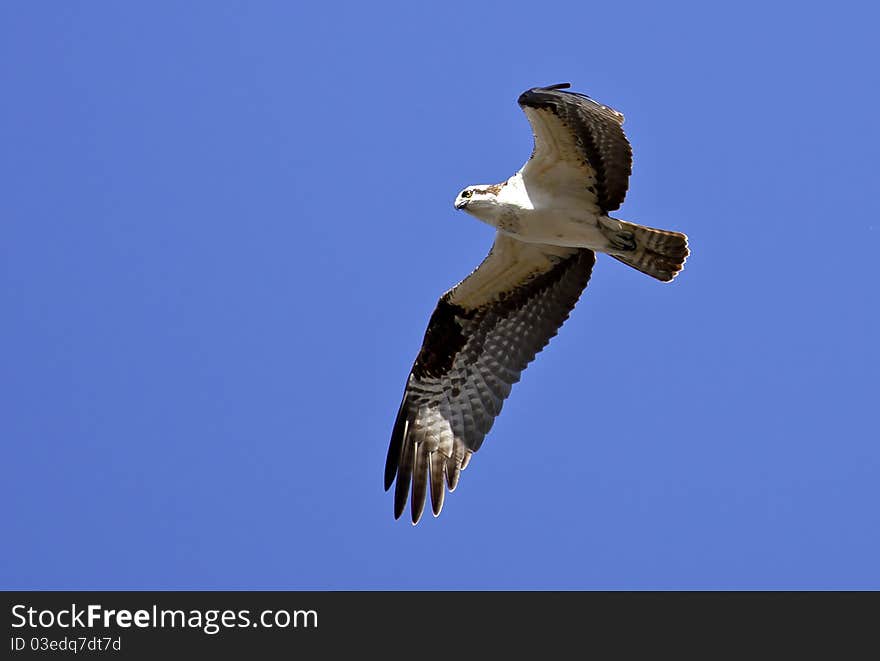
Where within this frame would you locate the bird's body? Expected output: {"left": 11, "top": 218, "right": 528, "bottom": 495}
{"left": 385, "top": 83, "right": 689, "bottom": 523}
{"left": 461, "top": 170, "right": 615, "bottom": 251}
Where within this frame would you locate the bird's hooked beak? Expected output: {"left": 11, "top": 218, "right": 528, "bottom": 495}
{"left": 454, "top": 198, "right": 468, "bottom": 210}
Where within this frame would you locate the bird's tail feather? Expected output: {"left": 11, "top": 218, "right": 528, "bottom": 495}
{"left": 610, "top": 220, "right": 689, "bottom": 282}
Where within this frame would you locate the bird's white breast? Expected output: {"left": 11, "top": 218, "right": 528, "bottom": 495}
{"left": 492, "top": 172, "right": 608, "bottom": 250}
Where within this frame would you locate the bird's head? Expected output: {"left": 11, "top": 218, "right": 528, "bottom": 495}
{"left": 454, "top": 184, "right": 503, "bottom": 218}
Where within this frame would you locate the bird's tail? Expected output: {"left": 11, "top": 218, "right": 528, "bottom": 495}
{"left": 607, "top": 219, "right": 689, "bottom": 282}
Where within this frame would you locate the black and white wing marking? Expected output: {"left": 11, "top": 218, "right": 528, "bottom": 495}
{"left": 518, "top": 83, "right": 633, "bottom": 214}
{"left": 385, "top": 234, "right": 596, "bottom": 524}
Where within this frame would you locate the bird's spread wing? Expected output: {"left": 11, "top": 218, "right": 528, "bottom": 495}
{"left": 385, "top": 234, "right": 596, "bottom": 523}
{"left": 518, "top": 83, "right": 632, "bottom": 213}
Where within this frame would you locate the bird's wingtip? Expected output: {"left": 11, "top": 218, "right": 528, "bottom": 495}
{"left": 542, "top": 82, "right": 571, "bottom": 90}
{"left": 518, "top": 83, "right": 572, "bottom": 107}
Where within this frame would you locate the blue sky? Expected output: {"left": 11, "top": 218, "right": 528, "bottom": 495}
{"left": 2, "top": 2, "right": 878, "bottom": 589}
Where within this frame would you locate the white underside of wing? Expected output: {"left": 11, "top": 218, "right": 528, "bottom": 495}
{"left": 447, "top": 234, "right": 575, "bottom": 309}
{"left": 519, "top": 107, "right": 602, "bottom": 208}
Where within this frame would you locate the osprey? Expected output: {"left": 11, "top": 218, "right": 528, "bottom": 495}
{"left": 385, "top": 83, "right": 689, "bottom": 524}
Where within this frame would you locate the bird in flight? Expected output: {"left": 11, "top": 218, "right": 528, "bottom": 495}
{"left": 385, "top": 83, "right": 689, "bottom": 524}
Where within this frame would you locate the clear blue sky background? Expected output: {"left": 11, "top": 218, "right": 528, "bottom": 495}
{"left": 2, "top": 2, "right": 878, "bottom": 590}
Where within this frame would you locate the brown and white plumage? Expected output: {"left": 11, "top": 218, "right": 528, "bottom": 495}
{"left": 385, "top": 237, "right": 595, "bottom": 522}
{"left": 385, "top": 84, "right": 689, "bottom": 523}
{"left": 518, "top": 83, "right": 632, "bottom": 214}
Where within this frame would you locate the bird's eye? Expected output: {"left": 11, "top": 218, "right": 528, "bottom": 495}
{"left": 461, "top": 190, "right": 472, "bottom": 199}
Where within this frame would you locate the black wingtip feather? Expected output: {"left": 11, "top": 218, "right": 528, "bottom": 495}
{"left": 384, "top": 394, "right": 409, "bottom": 491}
{"left": 393, "top": 439, "right": 412, "bottom": 520}
{"left": 518, "top": 82, "right": 572, "bottom": 106}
